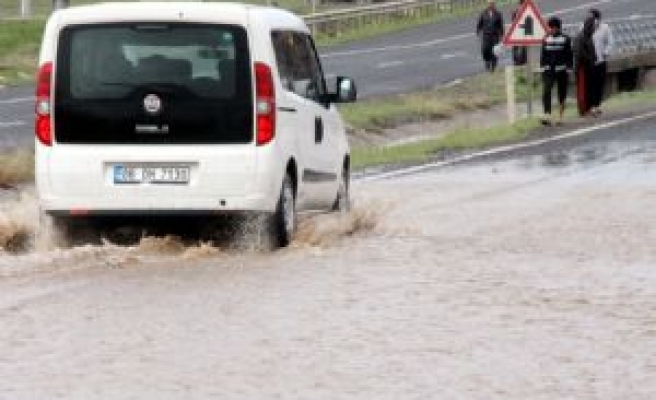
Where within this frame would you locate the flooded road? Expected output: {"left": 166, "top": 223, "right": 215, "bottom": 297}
{"left": 2, "top": 121, "right": 656, "bottom": 398}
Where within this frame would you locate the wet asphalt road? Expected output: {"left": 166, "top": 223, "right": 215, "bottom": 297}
{"left": 0, "top": 0, "right": 655, "bottom": 149}
{"left": 2, "top": 109, "right": 656, "bottom": 399}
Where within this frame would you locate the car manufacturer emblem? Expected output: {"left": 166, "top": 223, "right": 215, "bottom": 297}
{"left": 143, "top": 94, "right": 162, "bottom": 115}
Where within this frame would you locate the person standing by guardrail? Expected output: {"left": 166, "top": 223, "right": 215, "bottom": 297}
{"left": 589, "top": 8, "right": 614, "bottom": 115}
{"left": 540, "top": 17, "right": 573, "bottom": 126}
{"left": 476, "top": 0, "right": 504, "bottom": 72}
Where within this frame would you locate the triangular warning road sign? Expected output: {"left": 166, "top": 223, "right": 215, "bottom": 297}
{"left": 503, "top": 0, "right": 549, "bottom": 46}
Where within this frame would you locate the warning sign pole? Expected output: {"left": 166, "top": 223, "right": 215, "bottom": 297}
{"left": 502, "top": 0, "right": 548, "bottom": 119}
{"left": 505, "top": 63, "right": 516, "bottom": 124}
{"left": 527, "top": 47, "right": 534, "bottom": 116}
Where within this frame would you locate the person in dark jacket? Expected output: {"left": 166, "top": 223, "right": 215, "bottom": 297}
{"left": 574, "top": 16, "right": 597, "bottom": 116}
{"left": 476, "top": 0, "right": 504, "bottom": 72}
{"left": 540, "top": 16, "right": 573, "bottom": 125}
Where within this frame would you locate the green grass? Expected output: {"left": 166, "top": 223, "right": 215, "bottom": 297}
{"left": 0, "top": 19, "right": 44, "bottom": 85}
{"left": 351, "top": 118, "right": 540, "bottom": 169}
{"left": 338, "top": 69, "right": 536, "bottom": 131}
{"left": 604, "top": 88, "right": 656, "bottom": 108}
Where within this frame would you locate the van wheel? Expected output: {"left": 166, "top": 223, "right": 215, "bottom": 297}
{"left": 332, "top": 165, "right": 350, "bottom": 212}
{"left": 273, "top": 173, "right": 296, "bottom": 247}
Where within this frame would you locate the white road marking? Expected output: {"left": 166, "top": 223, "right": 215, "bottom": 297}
{"left": 323, "top": 33, "right": 472, "bottom": 59}
{"left": 0, "top": 96, "right": 33, "bottom": 105}
{"left": 377, "top": 60, "right": 404, "bottom": 69}
{"left": 441, "top": 51, "right": 468, "bottom": 60}
{"left": 360, "top": 110, "right": 656, "bottom": 182}
{"left": 443, "top": 78, "right": 463, "bottom": 87}
{"left": 322, "top": 0, "right": 613, "bottom": 59}
{"left": 547, "top": 0, "right": 612, "bottom": 17}
{"left": 0, "top": 121, "right": 27, "bottom": 129}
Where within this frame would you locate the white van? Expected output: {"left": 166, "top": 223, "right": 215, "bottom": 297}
{"left": 35, "top": 2, "right": 356, "bottom": 246}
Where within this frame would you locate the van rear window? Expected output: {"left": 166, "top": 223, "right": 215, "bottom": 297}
{"left": 55, "top": 23, "right": 253, "bottom": 144}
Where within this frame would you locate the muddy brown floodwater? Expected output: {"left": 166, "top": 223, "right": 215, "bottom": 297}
{"left": 2, "top": 145, "right": 656, "bottom": 399}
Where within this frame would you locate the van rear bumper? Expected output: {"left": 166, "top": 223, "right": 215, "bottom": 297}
{"left": 40, "top": 192, "right": 278, "bottom": 216}
{"left": 36, "top": 143, "right": 283, "bottom": 216}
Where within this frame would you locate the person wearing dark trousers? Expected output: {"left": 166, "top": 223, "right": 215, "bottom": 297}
{"left": 574, "top": 16, "right": 597, "bottom": 116}
{"left": 540, "top": 17, "right": 573, "bottom": 126}
{"left": 476, "top": 0, "right": 504, "bottom": 72}
{"left": 589, "top": 8, "right": 614, "bottom": 115}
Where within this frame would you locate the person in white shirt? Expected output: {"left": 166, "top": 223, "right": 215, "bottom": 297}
{"left": 589, "top": 8, "right": 614, "bottom": 115}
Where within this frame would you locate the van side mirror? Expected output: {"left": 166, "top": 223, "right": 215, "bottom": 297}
{"left": 336, "top": 76, "right": 357, "bottom": 103}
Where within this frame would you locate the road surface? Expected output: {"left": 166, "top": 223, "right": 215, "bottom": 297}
{"left": 1, "top": 0, "right": 654, "bottom": 148}
{"left": 321, "top": 0, "right": 655, "bottom": 97}
{"left": 1, "top": 108, "right": 656, "bottom": 399}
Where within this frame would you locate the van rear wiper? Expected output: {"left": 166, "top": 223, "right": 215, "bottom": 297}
{"left": 99, "top": 81, "right": 135, "bottom": 87}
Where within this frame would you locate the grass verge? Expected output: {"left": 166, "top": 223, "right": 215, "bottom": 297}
{"left": 351, "top": 118, "right": 540, "bottom": 169}
{"left": 0, "top": 19, "right": 44, "bottom": 86}
{"left": 338, "top": 69, "right": 540, "bottom": 131}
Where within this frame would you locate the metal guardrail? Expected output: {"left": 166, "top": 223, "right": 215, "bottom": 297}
{"left": 562, "top": 16, "right": 656, "bottom": 73}
{"left": 610, "top": 16, "right": 656, "bottom": 56}
{"left": 563, "top": 16, "right": 656, "bottom": 58}
{"left": 304, "top": 0, "right": 497, "bottom": 36}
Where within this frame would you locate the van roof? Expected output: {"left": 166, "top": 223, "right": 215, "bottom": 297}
{"left": 49, "top": 2, "right": 306, "bottom": 30}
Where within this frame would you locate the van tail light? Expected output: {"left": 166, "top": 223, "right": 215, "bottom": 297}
{"left": 35, "top": 62, "right": 53, "bottom": 146}
{"left": 255, "top": 62, "right": 275, "bottom": 146}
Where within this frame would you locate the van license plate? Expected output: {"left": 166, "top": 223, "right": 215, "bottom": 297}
{"left": 114, "top": 165, "right": 190, "bottom": 184}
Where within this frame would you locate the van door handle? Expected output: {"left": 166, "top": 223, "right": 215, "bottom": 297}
{"left": 315, "top": 117, "right": 323, "bottom": 144}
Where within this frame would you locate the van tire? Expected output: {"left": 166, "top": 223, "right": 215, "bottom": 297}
{"left": 273, "top": 173, "right": 296, "bottom": 247}
{"left": 332, "top": 164, "right": 350, "bottom": 212}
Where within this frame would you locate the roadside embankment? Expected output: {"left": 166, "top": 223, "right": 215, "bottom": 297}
{"left": 339, "top": 79, "right": 656, "bottom": 171}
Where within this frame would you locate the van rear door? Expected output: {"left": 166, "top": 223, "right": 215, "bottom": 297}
{"left": 55, "top": 23, "right": 252, "bottom": 145}
{"left": 42, "top": 23, "right": 260, "bottom": 210}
